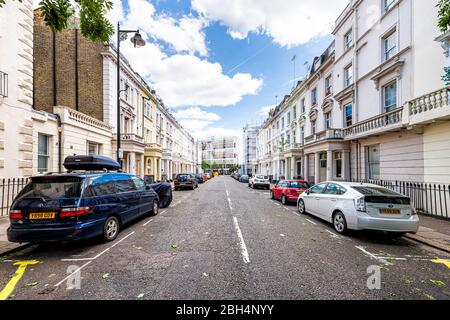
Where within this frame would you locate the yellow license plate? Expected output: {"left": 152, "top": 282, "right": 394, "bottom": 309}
{"left": 380, "top": 208, "right": 401, "bottom": 215}
{"left": 29, "top": 212, "right": 56, "bottom": 219}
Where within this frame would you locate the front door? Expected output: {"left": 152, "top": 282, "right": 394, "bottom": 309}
{"left": 319, "top": 153, "right": 327, "bottom": 182}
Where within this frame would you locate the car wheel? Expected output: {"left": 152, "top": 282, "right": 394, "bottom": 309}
{"left": 333, "top": 211, "right": 347, "bottom": 234}
{"left": 385, "top": 232, "right": 406, "bottom": 239}
{"left": 281, "top": 194, "right": 287, "bottom": 205}
{"left": 150, "top": 200, "right": 159, "bottom": 216}
{"left": 297, "top": 199, "right": 306, "bottom": 214}
{"left": 103, "top": 216, "right": 120, "bottom": 242}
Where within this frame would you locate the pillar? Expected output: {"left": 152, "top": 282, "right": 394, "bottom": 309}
{"left": 326, "top": 150, "right": 333, "bottom": 181}
{"left": 314, "top": 152, "right": 320, "bottom": 184}
{"left": 291, "top": 157, "right": 296, "bottom": 179}
{"left": 140, "top": 153, "right": 145, "bottom": 178}
{"left": 342, "top": 150, "right": 351, "bottom": 181}
{"left": 130, "top": 152, "right": 136, "bottom": 175}
{"left": 303, "top": 154, "right": 309, "bottom": 182}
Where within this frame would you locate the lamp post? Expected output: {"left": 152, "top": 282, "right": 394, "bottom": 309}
{"left": 116, "top": 22, "right": 146, "bottom": 167}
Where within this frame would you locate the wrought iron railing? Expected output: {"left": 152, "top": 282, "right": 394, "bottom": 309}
{"left": 0, "top": 178, "right": 30, "bottom": 217}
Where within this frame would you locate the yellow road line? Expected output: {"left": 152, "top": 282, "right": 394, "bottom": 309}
{"left": 431, "top": 259, "right": 450, "bottom": 270}
{"left": 0, "top": 260, "right": 39, "bottom": 300}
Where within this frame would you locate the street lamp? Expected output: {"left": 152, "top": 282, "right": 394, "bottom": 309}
{"left": 116, "top": 22, "right": 146, "bottom": 167}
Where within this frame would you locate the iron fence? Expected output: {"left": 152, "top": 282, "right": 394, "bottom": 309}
{"left": 355, "top": 180, "right": 449, "bottom": 219}
{"left": 0, "top": 178, "right": 29, "bottom": 217}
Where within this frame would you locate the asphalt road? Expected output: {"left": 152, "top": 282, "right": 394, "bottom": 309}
{"left": 0, "top": 176, "right": 449, "bottom": 300}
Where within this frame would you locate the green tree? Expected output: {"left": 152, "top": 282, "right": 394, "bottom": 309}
{"left": 0, "top": 0, "right": 114, "bottom": 42}
{"left": 437, "top": 0, "right": 450, "bottom": 33}
{"left": 201, "top": 160, "right": 210, "bottom": 171}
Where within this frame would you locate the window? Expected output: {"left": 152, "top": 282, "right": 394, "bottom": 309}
{"left": 383, "top": 81, "right": 397, "bottom": 112}
{"left": 367, "top": 145, "right": 380, "bottom": 180}
{"left": 383, "top": 0, "right": 396, "bottom": 12}
{"left": 309, "top": 183, "right": 327, "bottom": 194}
{"left": 324, "top": 183, "right": 346, "bottom": 195}
{"left": 132, "top": 177, "right": 146, "bottom": 191}
{"left": 88, "top": 175, "right": 117, "bottom": 196}
{"left": 325, "top": 75, "right": 333, "bottom": 96}
{"left": 383, "top": 30, "right": 397, "bottom": 61}
{"left": 300, "top": 127, "right": 305, "bottom": 143}
{"left": 320, "top": 153, "right": 327, "bottom": 168}
{"left": 311, "top": 121, "right": 316, "bottom": 135}
{"left": 293, "top": 106, "right": 297, "bottom": 119}
{"left": 287, "top": 112, "right": 291, "bottom": 124}
{"left": 87, "top": 142, "right": 101, "bottom": 155}
{"left": 325, "top": 112, "right": 331, "bottom": 129}
{"left": 344, "top": 64, "right": 353, "bottom": 87}
{"left": 344, "top": 103, "right": 353, "bottom": 127}
{"left": 344, "top": 29, "right": 353, "bottom": 50}
{"left": 334, "top": 152, "right": 342, "bottom": 178}
{"left": 144, "top": 102, "right": 152, "bottom": 118}
{"left": 38, "top": 133, "right": 50, "bottom": 173}
{"left": 301, "top": 98, "right": 306, "bottom": 113}
{"left": 311, "top": 88, "right": 317, "bottom": 106}
{"left": 281, "top": 117, "right": 285, "bottom": 129}
{"left": 116, "top": 177, "right": 137, "bottom": 193}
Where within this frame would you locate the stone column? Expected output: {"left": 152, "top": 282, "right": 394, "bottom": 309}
{"left": 314, "top": 152, "right": 320, "bottom": 184}
{"left": 140, "top": 153, "right": 145, "bottom": 178}
{"left": 291, "top": 157, "right": 296, "bottom": 179}
{"left": 326, "top": 150, "right": 333, "bottom": 181}
{"left": 303, "top": 154, "right": 309, "bottom": 181}
{"left": 130, "top": 152, "right": 136, "bottom": 175}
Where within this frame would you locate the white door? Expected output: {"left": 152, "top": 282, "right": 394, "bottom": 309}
{"left": 318, "top": 183, "right": 345, "bottom": 221}
{"left": 304, "top": 183, "right": 327, "bottom": 216}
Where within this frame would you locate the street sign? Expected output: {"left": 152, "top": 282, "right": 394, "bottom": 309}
{"left": 118, "top": 148, "right": 124, "bottom": 159}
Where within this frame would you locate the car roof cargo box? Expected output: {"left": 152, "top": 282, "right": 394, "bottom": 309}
{"left": 63, "top": 155, "right": 121, "bottom": 171}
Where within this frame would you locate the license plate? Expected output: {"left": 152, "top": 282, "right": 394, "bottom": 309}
{"left": 380, "top": 208, "right": 401, "bottom": 215}
{"left": 29, "top": 212, "right": 56, "bottom": 219}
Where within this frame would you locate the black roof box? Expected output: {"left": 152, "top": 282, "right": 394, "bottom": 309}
{"left": 63, "top": 155, "right": 121, "bottom": 171}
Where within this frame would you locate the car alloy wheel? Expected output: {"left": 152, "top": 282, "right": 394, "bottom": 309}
{"left": 151, "top": 200, "right": 159, "bottom": 216}
{"left": 282, "top": 195, "right": 287, "bottom": 205}
{"left": 103, "top": 216, "right": 119, "bottom": 242}
{"left": 298, "top": 199, "right": 306, "bottom": 214}
{"left": 333, "top": 212, "right": 347, "bottom": 234}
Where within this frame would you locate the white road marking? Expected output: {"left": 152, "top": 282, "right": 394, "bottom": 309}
{"left": 54, "top": 261, "right": 92, "bottom": 287}
{"left": 158, "top": 210, "right": 167, "bottom": 216}
{"left": 143, "top": 219, "right": 153, "bottom": 227}
{"left": 61, "top": 231, "right": 135, "bottom": 262}
{"left": 233, "top": 216, "right": 250, "bottom": 264}
{"left": 355, "top": 246, "right": 393, "bottom": 266}
{"left": 325, "top": 230, "right": 341, "bottom": 239}
{"left": 305, "top": 218, "right": 317, "bottom": 225}
{"left": 226, "top": 189, "right": 233, "bottom": 211}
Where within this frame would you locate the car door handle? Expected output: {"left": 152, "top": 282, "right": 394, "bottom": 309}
{"left": 331, "top": 198, "right": 337, "bottom": 202}
{"left": 315, "top": 198, "right": 320, "bottom": 200}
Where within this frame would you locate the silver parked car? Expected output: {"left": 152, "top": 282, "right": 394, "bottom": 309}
{"left": 297, "top": 182, "right": 419, "bottom": 238}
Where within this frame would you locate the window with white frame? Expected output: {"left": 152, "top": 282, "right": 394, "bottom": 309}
{"left": 383, "top": 81, "right": 397, "bottom": 112}
{"left": 144, "top": 102, "right": 152, "bottom": 118}
{"left": 300, "top": 126, "right": 305, "bottom": 143}
{"left": 287, "top": 112, "right": 291, "bottom": 124}
{"left": 383, "top": 29, "right": 397, "bottom": 61}
{"left": 367, "top": 145, "right": 380, "bottom": 180}
{"left": 293, "top": 105, "right": 297, "bottom": 119}
{"left": 325, "top": 75, "right": 333, "bottom": 96}
{"left": 383, "top": 0, "right": 396, "bottom": 12}
{"left": 38, "top": 133, "right": 50, "bottom": 173}
{"left": 87, "top": 142, "right": 101, "bottom": 155}
{"left": 344, "top": 29, "right": 353, "bottom": 50}
{"left": 344, "top": 103, "right": 353, "bottom": 127}
{"left": 325, "top": 112, "right": 331, "bottom": 129}
{"left": 311, "top": 121, "right": 316, "bottom": 135}
{"left": 301, "top": 98, "right": 306, "bottom": 113}
{"left": 311, "top": 88, "right": 317, "bottom": 106}
{"left": 344, "top": 64, "right": 353, "bottom": 87}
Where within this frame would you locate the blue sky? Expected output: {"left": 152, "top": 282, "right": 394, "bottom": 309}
{"left": 109, "top": 0, "right": 348, "bottom": 139}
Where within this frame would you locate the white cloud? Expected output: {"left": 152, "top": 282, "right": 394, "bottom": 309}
{"left": 173, "top": 107, "right": 221, "bottom": 121}
{"left": 191, "top": 0, "right": 349, "bottom": 47}
{"left": 191, "top": 127, "right": 242, "bottom": 141}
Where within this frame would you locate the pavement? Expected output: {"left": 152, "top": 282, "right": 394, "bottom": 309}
{"left": 0, "top": 176, "right": 449, "bottom": 300}
{"left": 0, "top": 217, "right": 28, "bottom": 257}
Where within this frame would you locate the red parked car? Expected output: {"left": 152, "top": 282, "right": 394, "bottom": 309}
{"left": 270, "top": 180, "right": 310, "bottom": 205}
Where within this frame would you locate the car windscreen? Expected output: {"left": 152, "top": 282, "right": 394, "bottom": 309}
{"left": 289, "top": 182, "right": 309, "bottom": 188}
{"left": 351, "top": 186, "right": 401, "bottom": 196}
{"left": 256, "top": 175, "right": 268, "bottom": 180}
{"left": 241, "top": 175, "right": 249, "bottom": 179}
{"left": 19, "top": 177, "right": 84, "bottom": 201}
{"left": 176, "top": 174, "right": 190, "bottom": 181}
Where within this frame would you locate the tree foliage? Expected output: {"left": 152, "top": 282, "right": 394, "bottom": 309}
{"left": 0, "top": 0, "right": 114, "bottom": 42}
{"left": 437, "top": 0, "right": 450, "bottom": 33}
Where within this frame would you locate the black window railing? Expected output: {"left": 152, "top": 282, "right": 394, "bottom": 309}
{"left": 0, "top": 178, "right": 30, "bottom": 216}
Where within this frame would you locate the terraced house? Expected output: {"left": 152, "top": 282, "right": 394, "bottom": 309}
{"left": 257, "top": 0, "right": 450, "bottom": 186}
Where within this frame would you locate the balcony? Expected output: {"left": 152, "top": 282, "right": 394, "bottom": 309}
{"left": 408, "top": 87, "right": 450, "bottom": 126}
{"left": 113, "top": 134, "right": 145, "bottom": 151}
{"left": 342, "top": 108, "right": 404, "bottom": 140}
{"left": 304, "top": 129, "right": 343, "bottom": 145}
{"left": 145, "top": 143, "right": 163, "bottom": 157}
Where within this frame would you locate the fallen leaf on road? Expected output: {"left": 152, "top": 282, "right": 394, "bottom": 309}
{"left": 202, "top": 273, "right": 209, "bottom": 278}
{"left": 133, "top": 245, "right": 143, "bottom": 250}
{"left": 171, "top": 244, "right": 178, "bottom": 249}
{"left": 137, "top": 293, "right": 145, "bottom": 299}
{"left": 430, "top": 279, "right": 446, "bottom": 287}
{"left": 280, "top": 234, "right": 286, "bottom": 237}
{"left": 102, "top": 273, "right": 110, "bottom": 279}
{"left": 48, "top": 273, "right": 57, "bottom": 278}
{"left": 22, "top": 282, "right": 38, "bottom": 288}
{"left": 424, "top": 293, "right": 436, "bottom": 300}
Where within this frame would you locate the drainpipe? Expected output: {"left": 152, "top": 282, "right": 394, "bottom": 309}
{"left": 52, "top": 30, "right": 57, "bottom": 107}
{"left": 55, "top": 113, "right": 63, "bottom": 173}
{"left": 354, "top": 5, "right": 359, "bottom": 124}
{"left": 75, "top": 29, "right": 79, "bottom": 111}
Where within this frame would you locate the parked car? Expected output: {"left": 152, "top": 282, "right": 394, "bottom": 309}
{"left": 270, "top": 180, "right": 310, "bottom": 205}
{"left": 249, "top": 175, "right": 270, "bottom": 189}
{"left": 150, "top": 182, "right": 173, "bottom": 208}
{"left": 7, "top": 155, "right": 160, "bottom": 243}
{"left": 233, "top": 173, "right": 241, "bottom": 181}
{"left": 195, "top": 174, "right": 205, "bottom": 184}
{"left": 174, "top": 173, "right": 198, "bottom": 190}
{"left": 297, "top": 182, "right": 419, "bottom": 238}
{"left": 239, "top": 175, "right": 250, "bottom": 183}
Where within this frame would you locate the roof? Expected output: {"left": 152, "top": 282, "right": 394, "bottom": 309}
{"left": 31, "top": 172, "right": 129, "bottom": 180}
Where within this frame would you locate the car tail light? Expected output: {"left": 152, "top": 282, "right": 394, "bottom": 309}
{"left": 10, "top": 210, "right": 23, "bottom": 219}
{"left": 60, "top": 207, "right": 91, "bottom": 218}
{"left": 354, "top": 197, "right": 366, "bottom": 212}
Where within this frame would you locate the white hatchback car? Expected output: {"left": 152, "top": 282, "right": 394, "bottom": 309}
{"left": 248, "top": 175, "right": 271, "bottom": 190}
{"left": 297, "top": 182, "right": 419, "bottom": 238}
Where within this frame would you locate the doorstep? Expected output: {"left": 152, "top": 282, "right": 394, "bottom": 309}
{"left": 0, "top": 217, "right": 29, "bottom": 257}
{"left": 406, "top": 215, "right": 450, "bottom": 253}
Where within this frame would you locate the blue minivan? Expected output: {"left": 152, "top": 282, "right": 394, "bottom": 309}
{"left": 7, "top": 156, "right": 160, "bottom": 243}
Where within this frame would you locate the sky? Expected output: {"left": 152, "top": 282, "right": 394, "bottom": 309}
{"left": 36, "top": 0, "right": 350, "bottom": 140}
